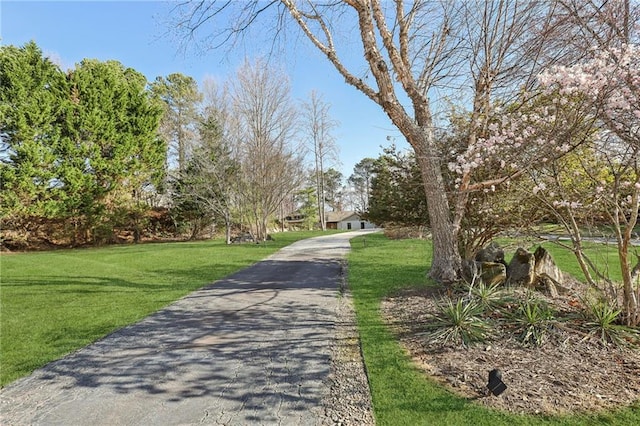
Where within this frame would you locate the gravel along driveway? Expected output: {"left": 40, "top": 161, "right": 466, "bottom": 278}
{"left": 0, "top": 231, "right": 376, "bottom": 426}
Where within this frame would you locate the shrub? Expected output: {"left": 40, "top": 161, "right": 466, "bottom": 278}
{"left": 425, "top": 297, "right": 492, "bottom": 347}
{"left": 580, "top": 299, "right": 640, "bottom": 348}
{"left": 465, "top": 281, "right": 509, "bottom": 312}
{"left": 512, "top": 294, "right": 555, "bottom": 347}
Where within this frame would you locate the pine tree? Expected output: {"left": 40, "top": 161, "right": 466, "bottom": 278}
{"left": 0, "top": 41, "right": 69, "bottom": 223}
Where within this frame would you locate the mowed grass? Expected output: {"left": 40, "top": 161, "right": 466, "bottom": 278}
{"left": 347, "top": 233, "right": 640, "bottom": 425}
{"left": 495, "top": 236, "right": 627, "bottom": 284}
{"left": 542, "top": 242, "right": 625, "bottom": 284}
{"left": 0, "top": 231, "right": 331, "bottom": 387}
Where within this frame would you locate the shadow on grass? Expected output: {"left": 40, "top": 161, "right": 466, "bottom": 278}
{"left": 3, "top": 260, "right": 255, "bottom": 292}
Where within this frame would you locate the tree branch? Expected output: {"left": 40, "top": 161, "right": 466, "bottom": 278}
{"left": 280, "top": 0, "right": 379, "bottom": 103}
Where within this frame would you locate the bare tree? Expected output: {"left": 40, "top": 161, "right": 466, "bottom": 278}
{"left": 171, "top": 0, "right": 463, "bottom": 281}
{"left": 193, "top": 79, "right": 241, "bottom": 244}
{"left": 174, "top": 116, "right": 240, "bottom": 242}
{"left": 170, "top": 0, "right": 581, "bottom": 282}
{"left": 229, "top": 58, "right": 304, "bottom": 241}
{"left": 301, "top": 90, "right": 339, "bottom": 230}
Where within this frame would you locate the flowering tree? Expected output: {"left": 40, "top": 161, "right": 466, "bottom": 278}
{"left": 454, "top": 38, "right": 640, "bottom": 325}
{"left": 445, "top": 87, "right": 599, "bottom": 256}
{"left": 535, "top": 43, "right": 640, "bottom": 326}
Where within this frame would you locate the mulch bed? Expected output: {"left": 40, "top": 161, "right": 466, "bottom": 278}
{"left": 381, "top": 283, "right": 640, "bottom": 416}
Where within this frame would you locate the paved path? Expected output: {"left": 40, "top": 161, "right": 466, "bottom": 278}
{"left": 539, "top": 234, "right": 640, "bottom": 246}
{"left": 0, "top": 230, "right": 376, "bottom": 425}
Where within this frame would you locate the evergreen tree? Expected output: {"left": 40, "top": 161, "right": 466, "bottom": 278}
{"left": 150, "top": 73, "right": 202, "bottom": 174}
{"left": 366, "top": 146, "right": 429, "bottom": 227}
{"left": 1, "top": 42, "right": 165, "bottom": 245}
{"left": 322, "top": 168, "right": 344, "bottom": 211}
{"left": 296, "top": 186, "right": 318, "bottom": 230}
{"left": 0, "top": 41, "right": 69, "bottom": 222}
{"left": 348, "top": 158, "right": 376, "bottom": 213}
{"left": 173, "top": 110, "right": 240, "bottom": 242}
{"left": 62, "top": 59, "right": 165, "bottom": 242}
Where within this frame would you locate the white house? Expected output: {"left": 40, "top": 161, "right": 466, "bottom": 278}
{"left": 325, "top": 211, "right": 376, "bottom": 230}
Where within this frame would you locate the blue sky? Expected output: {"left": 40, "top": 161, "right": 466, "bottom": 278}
{"left": 1, "top": 0, "right": 408, "bottom": 178}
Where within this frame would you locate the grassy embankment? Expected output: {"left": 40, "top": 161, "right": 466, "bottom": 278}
{"left": 0, "top": 231, "right": 332, "bottom": 387}
{"left": 347, "top": 233, "right": 640, "bottom": 426}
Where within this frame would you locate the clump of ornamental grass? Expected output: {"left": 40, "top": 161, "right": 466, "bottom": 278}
{"left": 580, "top": 298, "right": 640, "bottom": 348}
{"left": 424, "top": 297, "right": 492, "bottom": 348}
{"left": 464, "top": 280, "right": 510, "bottom": 312}
{"left": 511, "top": 293, "right": 555, "bottom": 347}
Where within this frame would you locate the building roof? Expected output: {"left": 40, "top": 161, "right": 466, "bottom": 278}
{"left": 325, "top": 211, "right": 360, "bottom": 223}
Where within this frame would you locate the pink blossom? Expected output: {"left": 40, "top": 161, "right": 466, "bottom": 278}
{"left": 532, "top": 183, "right": 546, "bottom": 194}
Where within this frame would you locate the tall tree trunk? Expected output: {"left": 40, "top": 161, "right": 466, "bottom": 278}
{"left": 376, "top": 81, "right": 462, "bottom": 282}
{"left": 318, "top": 155, "right": 326, "bottom": 231}
{"left": 413, "top": 129, "right": 461, "bottom": 283}
{"left": 316, "top": 154, "right": 325, "bottom": 230}
{"left": 224, "top": 210, "right": 232, "bottom": 245}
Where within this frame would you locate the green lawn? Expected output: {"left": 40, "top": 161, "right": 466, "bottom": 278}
{"left": 3, "top": 230, "right": 638, "bottom": 424}
{"left": 496, "top": 236, "right": 627, "bottom": 284}
{"left": 346, "top": 233, "right": 640, "bottom": 425}
{"left": 542, "top": 242, "right": 625, "bottom": 284}
{"left": 0, "top": 231, "right": 331, "bottom": 387}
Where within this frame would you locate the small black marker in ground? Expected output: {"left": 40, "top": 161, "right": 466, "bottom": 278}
{"left": 488, "top": 369, "right": 507, "bottom": 396}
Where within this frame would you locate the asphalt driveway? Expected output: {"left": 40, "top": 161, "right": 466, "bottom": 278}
{"left": 0, "top": 230, "right": 377, "bottom": 425}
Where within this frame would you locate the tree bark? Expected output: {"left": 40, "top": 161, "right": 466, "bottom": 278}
{"left": 413, "top": 128, "right": 461, "bottom": 283}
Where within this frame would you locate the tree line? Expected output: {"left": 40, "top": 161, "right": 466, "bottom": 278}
{"left": 0, "top": 42, "right": 372, "bottom": 249}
